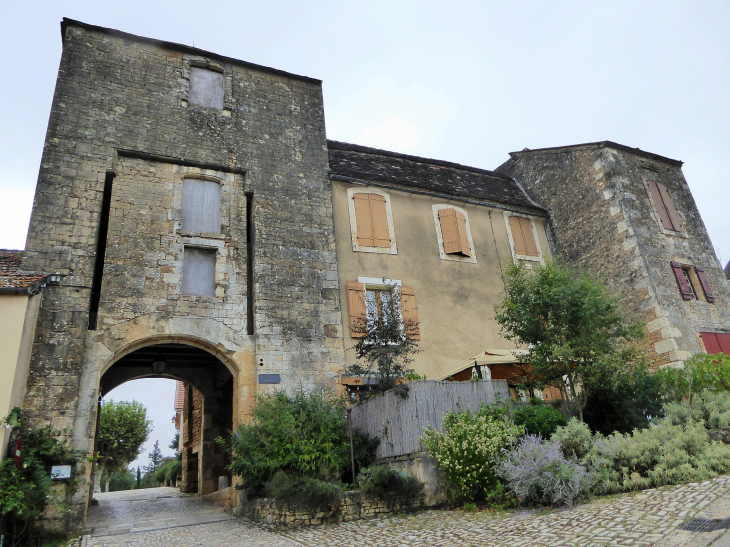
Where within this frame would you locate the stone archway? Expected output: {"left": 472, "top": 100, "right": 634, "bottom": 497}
{"left": 96, "top": 342, "right": 234, "bottom": 501}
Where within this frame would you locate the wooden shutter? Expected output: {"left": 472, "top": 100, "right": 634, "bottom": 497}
{"left": 671, "top": 261, "right": 694, "bottom": 300}
{"left": 508, "top": 216, "right": 527, "bottom": 255}
{"left": 455, "top": 211, "right": 471, "bottom": 256}
{"left": 399, "top": 286, "right": 420, "bottom": 340}
{"left": 657, "top": 183, "right": 683, "bottom": 231}
{"left": 519, "top": 217, "right": 539, "bottom": 257}
{"left": 353, "top": 193, "right": 374, "bottom": 246}
{"left": 439, "top": 209, "right": 461, "bottom": 254}
{"left": 718, "top": 334, "right": 730, "bottom": 355}
{"left": 695, "top": 266, "right": 716, "bottom": 303}
{"left": 369, "top": 194, "right": 392, "bottom": 248}
{"left": 347, "top": 281, "right": 367, "bottom": 337}
{"left": 701, "top": 332, "right": 722, "bottom": 354}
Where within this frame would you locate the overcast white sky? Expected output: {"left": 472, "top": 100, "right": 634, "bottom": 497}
{"left": 2, "top": 1, "right": 728, "bottom": 465}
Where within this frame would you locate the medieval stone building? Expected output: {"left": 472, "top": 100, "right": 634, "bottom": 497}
{"left": 2, "top": 18, "right": 729, "bottom": 532}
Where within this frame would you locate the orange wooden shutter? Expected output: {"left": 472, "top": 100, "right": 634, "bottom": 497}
{"left": 454, "top": 211, "right": 471, "bottom": 256}
{"left": 353, "top": 193, "right": 374, "bottom": 246}
{"left": 399, "top": 286, "right": 420, "bottom": 340}
{"left": 368, "top": 194, "right": 391, "bottom": 248}
{"left": 647, "top": 181, "right": 674, "bottom": 230}
{"left": 439, "top": 209, "right": 461, "bottom": 254}
{"left": 657, "top": 183, "right": 683, "bottom": 231}
{"left": 347, "top": 281, "right": 367, "bottom": 337}
{"left": 508, "top": 216, "right": 527, "bottom": 255}
{"left": 519, "top": 217, "right": 539, "bottom": 257}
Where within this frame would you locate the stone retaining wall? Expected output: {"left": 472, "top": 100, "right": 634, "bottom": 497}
{"left": 234, "top": 491, "right": 423, "bottom": 526}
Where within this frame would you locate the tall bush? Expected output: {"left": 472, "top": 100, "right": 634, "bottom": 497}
{"left": 222, "top": 388, "right": 376, "bottom": 493}
{"left": 512, "top": 403, "right": 567, "bottom": 439}
{"left": 421, "top": 409, "right": 522, "bottom": 502}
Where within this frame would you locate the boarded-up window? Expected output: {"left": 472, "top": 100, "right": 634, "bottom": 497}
{"left": 508, "top": 216, "right": 539, "bottom": 257}
{"left": 182, "top": 247, "right": 216, "bottom": 296}
{"left": 700, "top": 332, "right": 730, "bottom": 355}
{"left": 647, "top": 181, "right": 683, "bottom": 232}
{"left": 400, "top": 286, "right": 420, "bottom": 340}
{"left": 189, "top": 67, "right": 224, "bottom": 109}
{"left": 182, "top": 178, "right": 221, "bottom": 233}
{"left": 353, "top": 193, "right": 391, "bottom": 248}
{"left": 439, "top": 208, "right": 471, "bottom": 256}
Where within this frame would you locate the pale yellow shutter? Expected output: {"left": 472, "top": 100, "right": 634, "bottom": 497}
{"left": 369, "top": 194, "right": 391, "bottom": 248}
{"left": 353, "top": 193, "right": 374, "bottom": 246}
{"left": 439, "top": 209, "right": 461, "bottom": 254}
{"left": 454, "top": 210, "right": 471, "bottom": 256}
{"left": 508, "top": 216, "right": 527, "bottom": 255}
{"left": 347, "top": 281, "right": 367, "bottom": 337}
{"left": 519, "top": 217, "right": 539, "bottom": 257}
{"left": 400, "top": 286, "right": 420, "bottom": 340}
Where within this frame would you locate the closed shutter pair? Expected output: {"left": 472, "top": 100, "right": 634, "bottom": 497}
{"left": 347, "top": 281, "right": 420, "bottom": 340}
{"left": 670, "top": 261, "right": 715, "bottom": 302}
{"left": 647, "top": 181, "right": 683, "bottom": 232}
{"left": 699, "top": 332, "right": 730, "bottom": 355}
{"left": 508, "top": 216, "right": 539, "bottom": 257}
{"left": 353, "top": 193, "right": 391, "bottom": 247}
{"left": 438, "top": 209, "right": 471, "bottom": 256}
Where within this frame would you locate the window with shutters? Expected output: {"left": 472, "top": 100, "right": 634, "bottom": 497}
{"left": 347, "top": 188, "right": 397, "bottom": 254}
{"left": 645, "top": 180, "right": 684, "bottom": 234}
{"left": 670, "top": 260, "right": 715, "bottom": 303}
{"left": 503, "top": 212, "right": 544, "bottom": 265}
{"left": 699, "top": 332, "right": 730, "bottom": 355}
{"left": 432, "top": 205, "right": 477, "bottom": 263}
{"left": 182, "top": 176, "right": 222, "bottom": 234}
{"left": 347, "top": 277, "right": 420, "bottom": 339}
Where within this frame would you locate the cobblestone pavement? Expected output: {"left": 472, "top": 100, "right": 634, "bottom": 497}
{"left": 80, "top": 478, "right": 730, "bottom": 546}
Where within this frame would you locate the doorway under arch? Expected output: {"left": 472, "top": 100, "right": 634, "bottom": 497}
{"left": 97, "top": 343, "right": 234, "bottom": 498}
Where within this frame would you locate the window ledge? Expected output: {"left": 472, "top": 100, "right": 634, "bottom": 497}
{"left": 177, "top": 230, "right": 225, "bottom": 240}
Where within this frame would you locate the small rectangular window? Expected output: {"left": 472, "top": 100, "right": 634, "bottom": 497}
{"left": 182, "top": 178, "right": 221, "bottom": 233}
{"left": 438, "top": 208, "right": 471, "bottom": 256}
{"left": 508, "top": 215, "right": 539, "bottom": 257}
{"left": 647, "top": 181, "right": 683, "bottom": 232}
{"left": 700, "top": 332, "right": 730, "bottom": 355}
{"left": 671, "top": 261, "right": 715, "bottom": 303}
{"left": 182, "top": 247, "right": 216, "bottom": 296}
{"left": 353, "top": 193, "right": 391, "bottom": 248}
{"left": 189, "top": 67, "right": 224, "bottom": 109}
{"left": 365, "top": 288, "right": 394, "bottom": 329}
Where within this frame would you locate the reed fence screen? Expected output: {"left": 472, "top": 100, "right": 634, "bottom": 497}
{"left": 349, "top": 380, "right": 510, "bottom": 459}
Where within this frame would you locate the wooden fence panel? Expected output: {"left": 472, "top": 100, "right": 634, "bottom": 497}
{"left": 349, "top": 380, "right": 510, "bottom": 459}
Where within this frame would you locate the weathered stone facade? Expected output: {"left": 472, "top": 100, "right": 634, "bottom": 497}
{"left": 18, "top": 19, "right": 344, "bottom": 531}
{"left": 498, "top": 143, "right": 730, "bottom": 368}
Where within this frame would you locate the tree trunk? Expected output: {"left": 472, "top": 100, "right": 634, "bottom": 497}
{"left": 94, "top": 457, "right": 108, "bottom": 494}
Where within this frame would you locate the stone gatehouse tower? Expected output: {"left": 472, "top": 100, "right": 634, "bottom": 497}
{"left": 19, "top": 18, "right": 344, "bottom": 529}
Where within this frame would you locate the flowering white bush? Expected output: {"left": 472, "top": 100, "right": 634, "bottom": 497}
{"left": 421, "top": 410, "right": 523, "bottom": 502}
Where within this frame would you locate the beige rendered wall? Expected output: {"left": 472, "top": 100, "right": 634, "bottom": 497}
{"left": 333, "top": 181, "right": 552, "bottom": 381}
{"left": 0, "top": 293, "right": 41, "bottom": 457}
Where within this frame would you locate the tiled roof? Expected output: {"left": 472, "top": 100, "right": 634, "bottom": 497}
{"left": 327, "top": 140, "right": 543, "bottom": 211}
{"left": 0, "top": 250, "right": 47, "bottom": 291}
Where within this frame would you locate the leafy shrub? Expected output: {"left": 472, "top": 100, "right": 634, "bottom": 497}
{"left": 552, "top": 418, "right": 595, "bottom": 460}
{"left": 656, "top": 353, "right": 730, "bottom": 403}
{"left": 222, "top": 388, "right": 377, "bottom": 493}
{"left": 512, "top": 404, "right": 567, "bottom": 439}
{"left": 665, "top": 389, "right": 730, "bottom": 429}
{"left": 264, "top": 471, "right": 343, "bottom": 510}
{"left": 499, "top": 435, "right": 595, "bottom": 507}
{"left": 155, "top": 458, "right": 182, "bottom": 486}
{"left": 583, "top": 362, "right": 666, "bottom": 435}
{"left": 358, "top": 466, "right": 423, "bottom": 505}
{"left": 421, "top": 409, "right": 523, "bottom": 503}
{"left": 0, "top": 409, "right": 80, "bottom": 546}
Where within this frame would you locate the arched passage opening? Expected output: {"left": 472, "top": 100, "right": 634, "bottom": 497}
{"left": 98, "top": 343, "right": 234, "bottom": 497}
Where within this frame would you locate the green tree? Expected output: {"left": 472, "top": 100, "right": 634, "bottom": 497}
{"left": 145, "top": 441, "right": 164, "bottom": 476}
{"left": 107, "top": 469, "right": 136, "bottom": 492}
{"left": 344, "top": 309, "right": 421, "bottom": 392}
{"left": 494, "top": 261, "right": 643, "bottom": 421}
{"left": 96, "top": 400, "right": 152, "bottom": 492}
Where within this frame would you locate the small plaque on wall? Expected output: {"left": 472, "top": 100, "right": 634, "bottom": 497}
{"left": 51, "top": 465, "right": 72, "bottom": 480}
{"left": 259, "top": 374, "right": 281, "bottom": 384}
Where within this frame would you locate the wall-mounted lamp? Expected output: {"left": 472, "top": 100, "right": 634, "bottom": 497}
{"left": 48, "top": 274, "right": 61, "bottom": 285}
{"left": 151, "top": 355, "right": 167, "bottom": 374}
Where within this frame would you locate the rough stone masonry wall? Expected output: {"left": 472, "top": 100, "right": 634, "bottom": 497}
{"left": 236, "top": 491, "right": 424, "bottom": 527}
{"left": 19, "top": 20, "right": 345, "bottom": 531}
{"left": 502, "top": 145, "right": 730, "bottom": 368}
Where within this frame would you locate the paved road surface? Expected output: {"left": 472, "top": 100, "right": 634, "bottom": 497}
{"left": 79, "top": 478, "right": 730, "bottom": 546}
